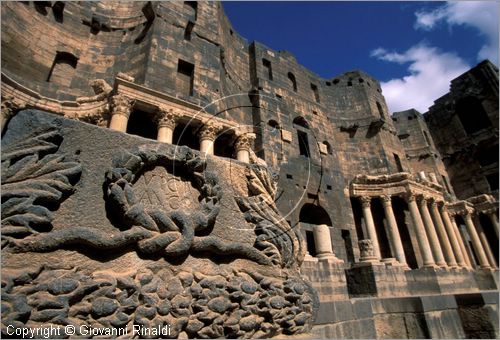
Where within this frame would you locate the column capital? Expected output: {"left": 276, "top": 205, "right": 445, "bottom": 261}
{"left": 198, "top": 122, "right": 223, "bottom": 141}
{"left": 109, "top": 94, "right": 134, "bottom": 118}
{"left": 483, "top": 208, "right": 498, "bottom": 215}
{"left": 155, "top": 106, "right": 178, "bottom": 128}
{"left": 428, "top": 197, "right": 441, "bottom": 208}
{"left": 380, "top": 194, "right": 392, "bottom": 207}
{"left": 417, "top": 194, "right": 432, "bottom": 207}
{"left": 359, "top": 196, "right": 372, "bottom": 208}
{"left": 234, "top": 133, "right": 256, "bottom": 152}
{"left": 402, "top": 190, "right": 417, "bottom": 203}
{"left": 359, "top": 239, "right": 377, "bottom": 262}
{"left": 458, "top": 207, "right": 475, "bottom": 217}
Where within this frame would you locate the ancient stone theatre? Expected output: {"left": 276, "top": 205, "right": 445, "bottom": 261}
{"left": 1, "top": 1, "right": 498, "bottom": 339}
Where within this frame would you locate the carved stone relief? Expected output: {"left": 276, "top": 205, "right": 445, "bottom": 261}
{"left": 1, "top": 111, "right": 317, "bottom": 338}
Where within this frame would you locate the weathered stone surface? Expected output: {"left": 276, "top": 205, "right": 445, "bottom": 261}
{"left": 1, "top": 2, "right": 498, "bottom": 338}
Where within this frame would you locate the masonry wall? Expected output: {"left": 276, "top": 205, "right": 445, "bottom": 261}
{"left": 425, "top": 60, "right": 499, "bottom": 200}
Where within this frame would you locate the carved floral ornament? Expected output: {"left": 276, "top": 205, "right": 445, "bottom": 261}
{"left": 2, "top": 138, "right": 317, "bottom": 337}
{"left": 234, "top": 133, "right": 256, "bottom": 152}
{"left": 198, "top": 122, "right": 223, "bottom": 141}
{"left": 155, "top": 106, "right": 179, "bottom": 128}
{"left": 109, "top": 93, "right": 134, "bottom": 118}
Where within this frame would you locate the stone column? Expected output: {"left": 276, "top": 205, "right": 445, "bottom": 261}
{"left": 198, "top": 122, "right": 222, "bottom": 155}
{"left": 461, "top": 208, "right": 490, "bottom": 269}
{"left": 450, "top": 217, "right": 473, "bottom": 268}
{"left": 234, "top": 133, "right": 256, "bottom": 163}
{"left": 429, "top": 199, "right": 457, "bottom": 267}
{"left": 440, "top": 204, "right": 467, "bottom": 267}
{"left": 313, "top": 224, "right": 340, "bottom": 262}
{"left": 485, "top": 209, "right": 499, "bottom": 238}
{"left": 475, "top": 217, "right": 498, "bottom": 269}
{"left": 109, "top": 94, "right": 134, "bottom": 132}
{"left": 359, "top": 196, "right": 381, "bottom": 260}
{"left": 380, "top": 195, "right": 407, "bottom": 266}
{"left": 418, "top": 196, "right": 447, "bottom": 267}
{"left": 404, "top": 192, "right": 435, "bottom": 267}
{"left": 1, "top": 96, "right": 24, "bottom": 133}
{"left": 155, "top": 107, "right": 177, "bottom": 144}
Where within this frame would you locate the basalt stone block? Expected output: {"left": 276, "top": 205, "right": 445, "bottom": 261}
{"left": 1, "top": 109, "right": 318, "bottom": 339}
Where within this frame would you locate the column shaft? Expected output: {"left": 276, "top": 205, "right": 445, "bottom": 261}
{"left": 487, "top": 212, "right": 499, "bottom": 238}
{"left": 360, "top": 197, "right": 381, "bottom": 260}
{"left": 157, "top": 126, "right": 174, "bottom": 144}
{"left": 419, "top": 198, "right": 446, "bottom": 267}
{"left": 234, "top": 133, "right": 256, "bottom": 164}
{"left": 381, "top": 196, "right": 407, "bottom": 266}
{"left": 200, "top": 139, "right": 214, "bottom": 155}
{"left": 109, "top": 114, "right": 128, "bottom": 132}
{"left": 313, "top": 224, "right": 339, "bottom": 261}
{"left": 109, "top": 94, "right": 133, "bottom": 132}
{"left": 452, "top": 218, "right": 473, "bottom": 268}
{"left": 463, "top": 212, "right": 490, "bottom": 269}
{"left": 406, "top": 194, "right": 435, "bottom": 267}
{"left": 440, "top": 206, "right": 466, "bottom": 267}
{"left": 430, "top": 202, "right": 457, "bottom": 267}
{"left": 475, "top": 218, "right": 498, "bottom": 269}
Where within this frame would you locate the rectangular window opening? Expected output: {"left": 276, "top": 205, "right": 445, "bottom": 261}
{"left": 177, "top": 59, "right": 194, "bottom": 97}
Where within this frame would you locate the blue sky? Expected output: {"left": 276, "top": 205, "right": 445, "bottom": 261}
{"left": 223, "top": 1, "right": 499, "bottom": 113}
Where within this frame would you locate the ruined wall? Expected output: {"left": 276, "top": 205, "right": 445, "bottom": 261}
{"left": 393, "top": 109, "right": 453, "bottom": 196}
{"left": 425, "top": 60, "right": 499, "bottom": 200}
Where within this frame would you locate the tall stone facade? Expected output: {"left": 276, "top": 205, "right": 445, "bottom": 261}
{"left": 1, "top": 2, "right": 498, "bottom": 339}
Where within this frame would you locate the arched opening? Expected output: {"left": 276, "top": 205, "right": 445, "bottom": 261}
{"left": 288, "top": 72, "right": 297, "bottom": 92}
{"left": 173, "top": 122, "right": 200, "bottom": 150}
{"left": 293, "top": 116, "right": 310, "bottom": 158}
{"left": 310, "top": 83, "right": 320, "bottom": 103}
{"left": 456, "top": 97, "right": 491, "bottom": 135}
{"left": 184, "top": 1, "right": 198, "bottom": 21}
{"left": 47, "top": 51, "right": 78, "bottom": 87}
{"left": 293, "top": 116, "right": 309, "bottom": 129}
{"left": 126, "top": 109, "right": 157, "bottom": 140}
{"left": 268, "top": 119, "right": 280, "bottom": 130}
{"left": 299, "top": 203, "right": 332, "bottom": 259}
{"left": 299, "top": 203, "right": 332, "bottom": 226}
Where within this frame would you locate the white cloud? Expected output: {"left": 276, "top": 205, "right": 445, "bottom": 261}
{"left": 415, "top": 1, "right": 499, "bottom": 64}
{"left": 371, "top": 44, "right": 469, "bottom": 113}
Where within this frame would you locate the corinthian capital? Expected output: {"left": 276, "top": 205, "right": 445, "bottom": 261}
{"left": 199, "top": 122, "right": 222, "bottom": 141}
{"left": 359, "top": 196, "right": 372, "bottom": 208}
{"left": 402, "top": 190, "right": 417, "bottom": 203}
{"left": 380, "top": 195, "right": 392, "bottom": 206}
{"left": 155, "top": 106, "right": 178, "bottom": 129}
{"left": 109, "top": 94, "right": 134, "bottom": 118}
{"left": 234, "top": 133, "right": 256, "bottom": 152}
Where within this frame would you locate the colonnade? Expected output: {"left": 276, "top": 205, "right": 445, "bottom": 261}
{"left": 357, "top": 192, "right": 498, "bottom": 270}
{"left": 108, "top": 94, "right": 255, "bottom": 163}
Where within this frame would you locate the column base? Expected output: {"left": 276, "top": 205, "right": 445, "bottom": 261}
{"left": 422, "top": 263, "right": 439, "bottom": 269}
{"left": 381, "top": 257, "right": 398, "bottom": 265}
{"left": 317, "top": 253, "right": 343, "bottom": 263}
{"left": 303, "top": 253, "right": 318, "bottom": 262}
